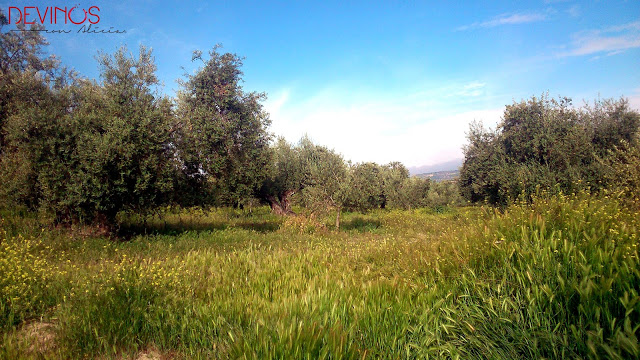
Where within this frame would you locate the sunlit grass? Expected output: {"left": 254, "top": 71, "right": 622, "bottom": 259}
{"left": 0, "top": 192, "right": 638, "bottom": 359}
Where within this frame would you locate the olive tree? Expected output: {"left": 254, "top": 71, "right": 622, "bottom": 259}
{"left": 0, "top": 9, "right": 60, "bottom": 153}
{"left": 1, "top": 45, "right": 176, "bottom": 226}
{"left": 292, "top": 137, "right": 350, "bottom": 228}
{"left": 175, "top": 45, "right": 271, "bottom": 208}
{"left": 345, "top": 162, "right": 385, "bottom": 211}
{"left": 62, "top": 46, "right": 175, "bottom": 224}
{"left": 259, "top": 137, "right": 306, "bottom": 214}
{"left": 460, "top": 95, "right": 640, "bottom": 206}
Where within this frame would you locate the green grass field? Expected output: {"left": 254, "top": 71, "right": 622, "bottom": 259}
{"left": 1, "top": 192, "right": 639, "bottom": 359}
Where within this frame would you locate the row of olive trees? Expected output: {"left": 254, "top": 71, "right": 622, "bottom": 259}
{"left": 459, "top": 94, "right": 640, "bottom": 206}
{"left": 259, "top": 136, "right": 464, "bottom": 227}
{"left": 0, "top": 14, "right": 272, "bottom": 226}
{"left": 1, "top": 15, "right": 454, "bottom": 229}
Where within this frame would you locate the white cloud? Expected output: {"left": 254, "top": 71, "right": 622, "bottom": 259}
{"left": 606, "top": 21, "right": 640, "bottom": 33}
{"left": 559, "top": 20, "right": 640, "bottom": 57}
{"left": 265, "top": 84, "right": 503, "bottom": 167}
{"left": 456, "top": 12, "right": 548, "bottom": 31}
{"left": 264, "top": 89, "right": 290, "bottom": 115}
{"left": 628, "top": 89, "right": 640, "bottom": 111}
{"left": 458, "top": 82, "right": 486, "bottom": 97}
{"left": 567, "top": 5, "right": 581, "bottom": 18}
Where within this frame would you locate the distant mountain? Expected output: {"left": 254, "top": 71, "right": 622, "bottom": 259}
{"left": 415, "top": 170, "right": 459, "bottom": 182}
{"left": 408, "top": 158, "right": 463, "bottom": 176}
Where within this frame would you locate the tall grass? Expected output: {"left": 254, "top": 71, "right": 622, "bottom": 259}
{"left": 0, "top": 192, "right": 638, "bottom": 358}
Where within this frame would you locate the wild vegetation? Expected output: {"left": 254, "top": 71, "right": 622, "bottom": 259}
{"left": 1, "top": 191, "right": 638, "bottom": 359}
{"left": 1, "top": 10, "right": 640, "bottom": 359}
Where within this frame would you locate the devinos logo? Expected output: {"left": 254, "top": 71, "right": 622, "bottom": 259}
{"left": 6, "top": 4, "right": 126, "bottom": 34}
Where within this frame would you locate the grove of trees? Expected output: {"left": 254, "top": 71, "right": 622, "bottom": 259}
{"left": 0, "top": 13, "right": 444, "bottom": 230}
{"left": 260, "top": 136, "right": 439, "bottom": 227}
{"left": 459, "top": 95, "right": 640, "bottom": 206}
{"left": 2, "top": 10, "right": 638, "bottom": 231}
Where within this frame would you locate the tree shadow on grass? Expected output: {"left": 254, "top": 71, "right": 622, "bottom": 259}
{"left": 236, "top": 220, "right": 281, "bottom": 233}
{"left": 117, "top": 219, "right": 281, "bottom": 238}
{"left": 342, "top": 217, "right": 382, "bottom": 233}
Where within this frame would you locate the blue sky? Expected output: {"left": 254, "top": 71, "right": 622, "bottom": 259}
{"left": 2, "top": 0, "right": 639, "bottom": 168}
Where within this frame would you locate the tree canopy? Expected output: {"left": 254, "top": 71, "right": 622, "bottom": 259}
{"left": 175, "top": 46, "right": 272, "bottom": 208}
{"left": 2, "top": 14, "right": 638, "bottom": 230}
{"left": 460, "top": 95, "right": 640, "bottom": 206}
